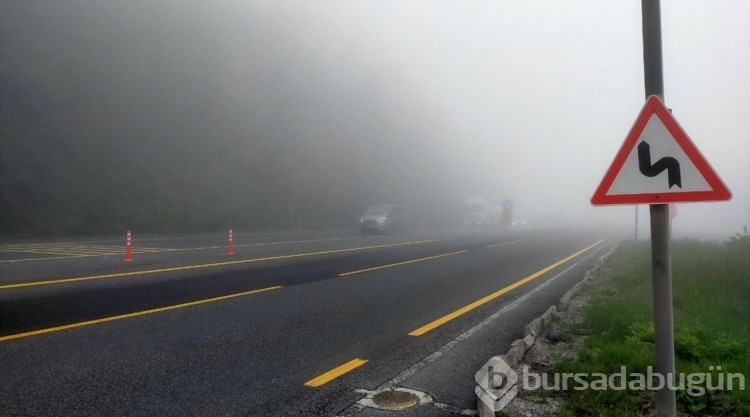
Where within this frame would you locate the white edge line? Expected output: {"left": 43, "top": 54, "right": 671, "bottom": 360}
{"left": 377, "top": 236, "right": 618, "bottom": 389}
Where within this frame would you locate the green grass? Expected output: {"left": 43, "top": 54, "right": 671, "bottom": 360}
{"left": 553, "top": 234, "right": 750, "bottom": 417}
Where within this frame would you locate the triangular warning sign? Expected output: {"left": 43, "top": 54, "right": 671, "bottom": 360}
{"left": 591, "top": 96, "right": 731, "bottom": 205}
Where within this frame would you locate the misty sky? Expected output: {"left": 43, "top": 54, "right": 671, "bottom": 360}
{"left": 293, "top": 0, "right": 749, "bottom": 236}
{"left": 2, "top": 0, "right": 748, "bottom": 237}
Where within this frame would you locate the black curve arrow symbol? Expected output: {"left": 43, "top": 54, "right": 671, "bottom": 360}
{"left": 637, "top": 141, "right": 681, "bottom": 188}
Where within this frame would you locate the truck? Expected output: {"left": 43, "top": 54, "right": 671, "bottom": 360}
{"left": 461, "top": 196, "right": 502, "bottom": 226}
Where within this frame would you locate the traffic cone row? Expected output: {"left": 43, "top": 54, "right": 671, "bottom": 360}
{"left": 124, "top": 228, "right": 236, "bottom": 262}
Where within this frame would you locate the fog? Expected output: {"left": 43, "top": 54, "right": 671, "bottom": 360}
{"left": 1, "top": 0, "right": 748, "bottom": 238}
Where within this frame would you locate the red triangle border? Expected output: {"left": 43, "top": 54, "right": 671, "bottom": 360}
{"left": 591, "top": 96, "right": 731, "bottom": 205}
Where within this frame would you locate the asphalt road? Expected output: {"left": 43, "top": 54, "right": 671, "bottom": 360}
{"left": 0, "top": 227, "right": 620, "bottom": 416}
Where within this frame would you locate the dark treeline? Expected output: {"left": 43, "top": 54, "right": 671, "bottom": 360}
{"left": 1, "top": 1, "right": 465, "bottom": 238}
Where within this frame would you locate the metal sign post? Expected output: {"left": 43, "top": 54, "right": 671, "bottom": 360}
{"left": 649, "top": 205, "right": 676, "bottom": 416}
{"left": 642, "top": 1, "right": 676, "bottom": 415}
{"left": 593, "top": 3, "right": 731, "bottom": 416}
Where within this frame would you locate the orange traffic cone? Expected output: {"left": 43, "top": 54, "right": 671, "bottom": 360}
{"left": 125, "top": 230, "right": 133, "bottom": 262}
{"left": 227, "top": 229, "right": 234, "bottom": 256}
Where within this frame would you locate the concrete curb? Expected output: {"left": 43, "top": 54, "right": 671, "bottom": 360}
{"left": 503, "top": 243, "right": 618, "bottom": 368}
{"left": 476, "top": 243, "right": 620, "bottom": 417}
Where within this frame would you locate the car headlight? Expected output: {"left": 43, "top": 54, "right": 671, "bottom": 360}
{"left": 377, "top": 217, "right": 386, "bottom": 223}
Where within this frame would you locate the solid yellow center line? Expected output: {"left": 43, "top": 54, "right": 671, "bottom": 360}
{"left": 304, "top": 358, "right": 369, "bottom": 387}
{"left": 338, "top": 250, "right": 468, "bottom": 277}
{"left": 485, "top": 239, "right": 524, "bottom": 248}
{"left": 0, "top": 239, "right": 444, "bottom": 290}
{"left": 0, "top": 285, "right": 283, "bottom": 343}
{"left": 408, "top": 240, "right": 604, "bottom": 337}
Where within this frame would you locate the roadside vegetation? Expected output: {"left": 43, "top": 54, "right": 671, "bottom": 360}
{"left": 554, "top": 230, "right": 750, "bottom": 417}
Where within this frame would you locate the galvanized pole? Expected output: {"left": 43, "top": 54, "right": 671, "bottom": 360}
{"left": 649, "top": 204, "right": 675, "bottom": 416}
{"left": 635, "top": 206, "right": 639, "bottom": 240}
{"left": 641, "top": 1, "right": 676, "bottom": 416}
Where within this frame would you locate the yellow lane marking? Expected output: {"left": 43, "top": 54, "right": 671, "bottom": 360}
{"left": 0, "top": 248, "right": 91, "bottom": 256}
{"left": 0, "top": 244, "right": 161, "bottom": 251}
{"left": 140, "top": 237, "right": 359, "bottom": 253}
{"left": 0, "top": 244, "right": 170, "bottom": 259}
{"left": 485, "top": 239, "right": 524, "bottom": 248}
{"left": 0, "top": 237, "right": 358, "bottom": 263}
{"left": 0, "top": 285, "right": 283, "bottom": 343}
{"left": 238, "top": 237, "right": 357, "bottom": 247}
{"left": 23, "top": 244, "right": 121, "bottom": 250}
{"left": 58, "top": 244, "right": 132, "bottom": 250}
{"left": 0, "top": 255, "right": 90, "bottom": 263}
{"left": 408, "top": 240, "right": 604, "bottom": 337}
{"left": 0, "top": 239, "right": 444, "bottom": 290}
{"left": 304, "top": 358, "right": 369, "bottom": 387}
{"left": 338, "top": 250, "right": 468, "bottom": 277}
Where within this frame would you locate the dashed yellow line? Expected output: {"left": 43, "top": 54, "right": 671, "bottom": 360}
{"left": 304, "top": 358, "right": 369, "bottom": 387}
{"left": 0, "top": 285, "right": 283, "bottom": 342}
{"left": 0, "top": 239, "right": 444, "bottom": 290}
{"left": 408, "top": 240, "right": 604, "bottom": 336}
{"left": 338, "top": 250, "right": 468, "bottom": 277}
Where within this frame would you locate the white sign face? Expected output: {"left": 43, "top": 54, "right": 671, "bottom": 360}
{"left": 591, "top": 96, "right": 731, "bottom": 205}
{"left": 607, "top": 113, "right": 711, "bottom": 195}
